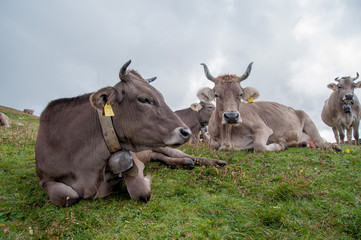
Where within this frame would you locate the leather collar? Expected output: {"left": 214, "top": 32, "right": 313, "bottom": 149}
{"left": 97, "top": 110, "right": 122, "bottom": 153}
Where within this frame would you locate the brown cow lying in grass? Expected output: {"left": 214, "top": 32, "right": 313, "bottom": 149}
{"left": 35, "top": 60, "right": 226, "bottom": 207}
{"left": 198, "top": 62, "right": 341, "bottom": 152}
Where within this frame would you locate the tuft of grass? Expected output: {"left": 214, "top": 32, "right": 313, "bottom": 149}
{"left": 1, "top": 105, "right": 361, "bottom": 239}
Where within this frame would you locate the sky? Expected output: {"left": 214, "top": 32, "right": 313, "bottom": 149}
{"left": 1, "top": 0, "right": 361, "bottom": 142}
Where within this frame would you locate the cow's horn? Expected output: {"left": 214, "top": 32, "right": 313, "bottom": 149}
{"left": 353, "top": 72, "right": 359, "bottom": 81}
{"left": 335, "top": 77, "right": 340, "bottom": 82}
{"left": 147, "top": 77, "right": 157, "bottom": 83}
{"left": 119, "top": 60, "right": 132, "bottom": 79}
{"left": 237, "top": 62, "right": 253, "bottom": 82}
{"left": 200, "top": 63, "right": 215, "bottom": 82}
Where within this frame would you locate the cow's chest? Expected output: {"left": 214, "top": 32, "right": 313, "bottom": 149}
{"left": 338, "top": 113, "right": 356, "bottom": 129}
{"left": 219, "top": 124, "right": 253, "bottom": 150}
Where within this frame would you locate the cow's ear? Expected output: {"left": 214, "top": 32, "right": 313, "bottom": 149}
{"left": 355, "top": 81, "right": 361, "bottom": 88}
{"left": 90, "top": 87, "right": 123, "bottom": 110}
{"left": 197, "top": 87, "right": 215, "bottom": 102}
{"left": 242, "top": 87, "right": 260, "bottom": 102}
{"left": 190, "top": 103, "right": 202, "bottom": 112}
{"left": 327, "top": 83, "right": 337, "bottom": 91}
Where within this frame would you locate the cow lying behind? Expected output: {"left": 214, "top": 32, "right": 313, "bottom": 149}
{"left": 175, "top": 101, "right": 215, "bottom": 144}
{"left": 0, "top": 112, "right": 10, "bottom": 128}
{"left": 321, "top": 73, "right": 361, "bottom": 145}
{"left": 35, "top": 60, "right": 226, "bottom": 207}
{"left": 198, "top": 62, "right": 341, "bottom": 152}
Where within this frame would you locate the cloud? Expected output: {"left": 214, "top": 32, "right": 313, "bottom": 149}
{"left": 1, "top": 0, "right": 361, "bottom": 142}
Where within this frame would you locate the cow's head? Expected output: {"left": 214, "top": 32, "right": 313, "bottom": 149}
{"left": 190, "top": 101, "right": 215, "bottom": 127}
{"left": 197, "top": 62, "right": 257, "bottom": 124}
{"left": 90, "top": 60, "right": 191, "bottom": 152}
{"left": 327, "top": 73, "right": 361, "bottom": 109}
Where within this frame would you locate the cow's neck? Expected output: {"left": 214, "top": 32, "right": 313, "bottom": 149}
{"left": 97, "top": 110, "right": 122, "bottom": 153}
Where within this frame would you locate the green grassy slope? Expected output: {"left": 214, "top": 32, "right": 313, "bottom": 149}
{"left": 0, "top": 106, "right": 360, "bottom": 239}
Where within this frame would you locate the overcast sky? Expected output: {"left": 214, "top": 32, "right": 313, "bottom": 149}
{"left": 1, "top": 0, "right": 361, "bottom": 142}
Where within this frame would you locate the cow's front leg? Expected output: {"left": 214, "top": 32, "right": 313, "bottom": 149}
{"left": 346, "top": 127, "right": 353, "bottom": 144}
{"left": 337, "top": 126, "right": 346, "bottom": 144}
{"left": 149, "top": 151, "right": 194, "bottom": 169}
{"left": 122, "top": 153, "right": 152, "bottom": 202}
{"left": 253, "top": 127, "right": 286, "bottom": 152}
{"left": 41, "top": 181, "right": 80, "bottom": 207}
{"left": 154, "top": 147, "right": 227, "bottom": 167}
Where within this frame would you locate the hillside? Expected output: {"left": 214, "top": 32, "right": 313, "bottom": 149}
{"left": 0, "top": 106, "right": 360, "bottom": 239}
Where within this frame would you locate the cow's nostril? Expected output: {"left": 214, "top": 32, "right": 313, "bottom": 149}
{"left": 180, "top": 128, "right": 192, "bottom": 140}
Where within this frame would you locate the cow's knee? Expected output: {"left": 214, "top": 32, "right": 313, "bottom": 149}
{"left": 42, "top": 181, "right": 80, "bottom": 207}
{"left": 124, "top": 174, "right": 152, "bottom": 202}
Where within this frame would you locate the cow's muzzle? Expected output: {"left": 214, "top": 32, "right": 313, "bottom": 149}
{"left": 179, "top": 128, "right": 192, "bottom": 140}
{"left": 222, "top": 112, "right": 241, "bottom": 124}
{"left": 344, "top": 93, "right": 354, "bottom": 102}
{"left": 164, "top": 127, "right": 192, "bottom": 146}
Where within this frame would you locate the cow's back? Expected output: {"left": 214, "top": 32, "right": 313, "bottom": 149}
{"left": 240, "top": 101, "right": 302, "bottom": 131}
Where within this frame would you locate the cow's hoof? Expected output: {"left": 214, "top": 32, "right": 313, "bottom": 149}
{"left": 280, "top": 143, "right": 287, "bottom": 150}
{"left": 333, "top": 144, "right": 342, "bottom": 152}
{"left": 168, "top": 158, "right": 194, "bottom": 170}
{"left": 217, "top": 160, "right": 228, "bottom": 167}
{"left": 183, "top": 158, "right": 195, "bottom": 169}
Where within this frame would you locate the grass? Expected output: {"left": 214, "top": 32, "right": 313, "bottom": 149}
{"left": 1, "top": 105, "right": 361, "bottom": 239}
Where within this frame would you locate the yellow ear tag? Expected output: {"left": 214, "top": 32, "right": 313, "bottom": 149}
{"left": 103, "top": 103, "right": 115, "bottom": 116}
{"left": 194, "top": 106, "right": 198, "bottom": 111}
{"left": 248, "top": 97, "right": 254, "bottom": 103}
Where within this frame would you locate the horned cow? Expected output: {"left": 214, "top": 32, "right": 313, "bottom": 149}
{"left": 35, "top": 60, "right": 226, "bottom": 207}
{"left": 197, "top": 62, "right": 341, "bottom": 152}
{"left": 321, "top": 73, "right": 361, "bottom": 145}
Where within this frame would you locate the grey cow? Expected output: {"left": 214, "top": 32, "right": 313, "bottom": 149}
{"left": 23, "top": 109, "right": 34, "bottom": 115}
{"left": 175, "top": 101, "right": 215, "bottom": 144}
{"left": 197, "top": 62, "right": 340, "bottom": 152}
{"left": 321, "top": 73, "right": 361, "bottom": 145}
{"left": 35, "top": 60, "right": 194, "bottom": 207}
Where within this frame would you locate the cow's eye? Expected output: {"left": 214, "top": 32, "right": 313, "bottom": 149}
{"left": 337, "top": 85, "right": 342, "bottom": 89}
{"left": 138, "top": 97, "right": 151, "bottom": 104}
{"left": 239, "top": 93, "right": 243, "bottom": 97}
{"left": 214, "top": 93, "right": 219, "bottom": 98}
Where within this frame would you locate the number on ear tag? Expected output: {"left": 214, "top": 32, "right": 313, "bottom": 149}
{"left": 103, "top": 103, "right": 115, "bottom": 116}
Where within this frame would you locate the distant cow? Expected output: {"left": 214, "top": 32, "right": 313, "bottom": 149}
{"left": 36, "top": 60, "right": 197, "bottom": 207}
{"left": 0, "top": 112, "right": 10, "bottom": 128}
{"left": 175, "top": 101, "right": 215, "bottom": 144}
{"left": 23, "top": 109, "right": 34, "bottom": 115}
{"left": 321, "top": 73, "right": 361, "bottom": 145}
{"left": 197, "top": 62, "right": 341, "bottom": 152}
